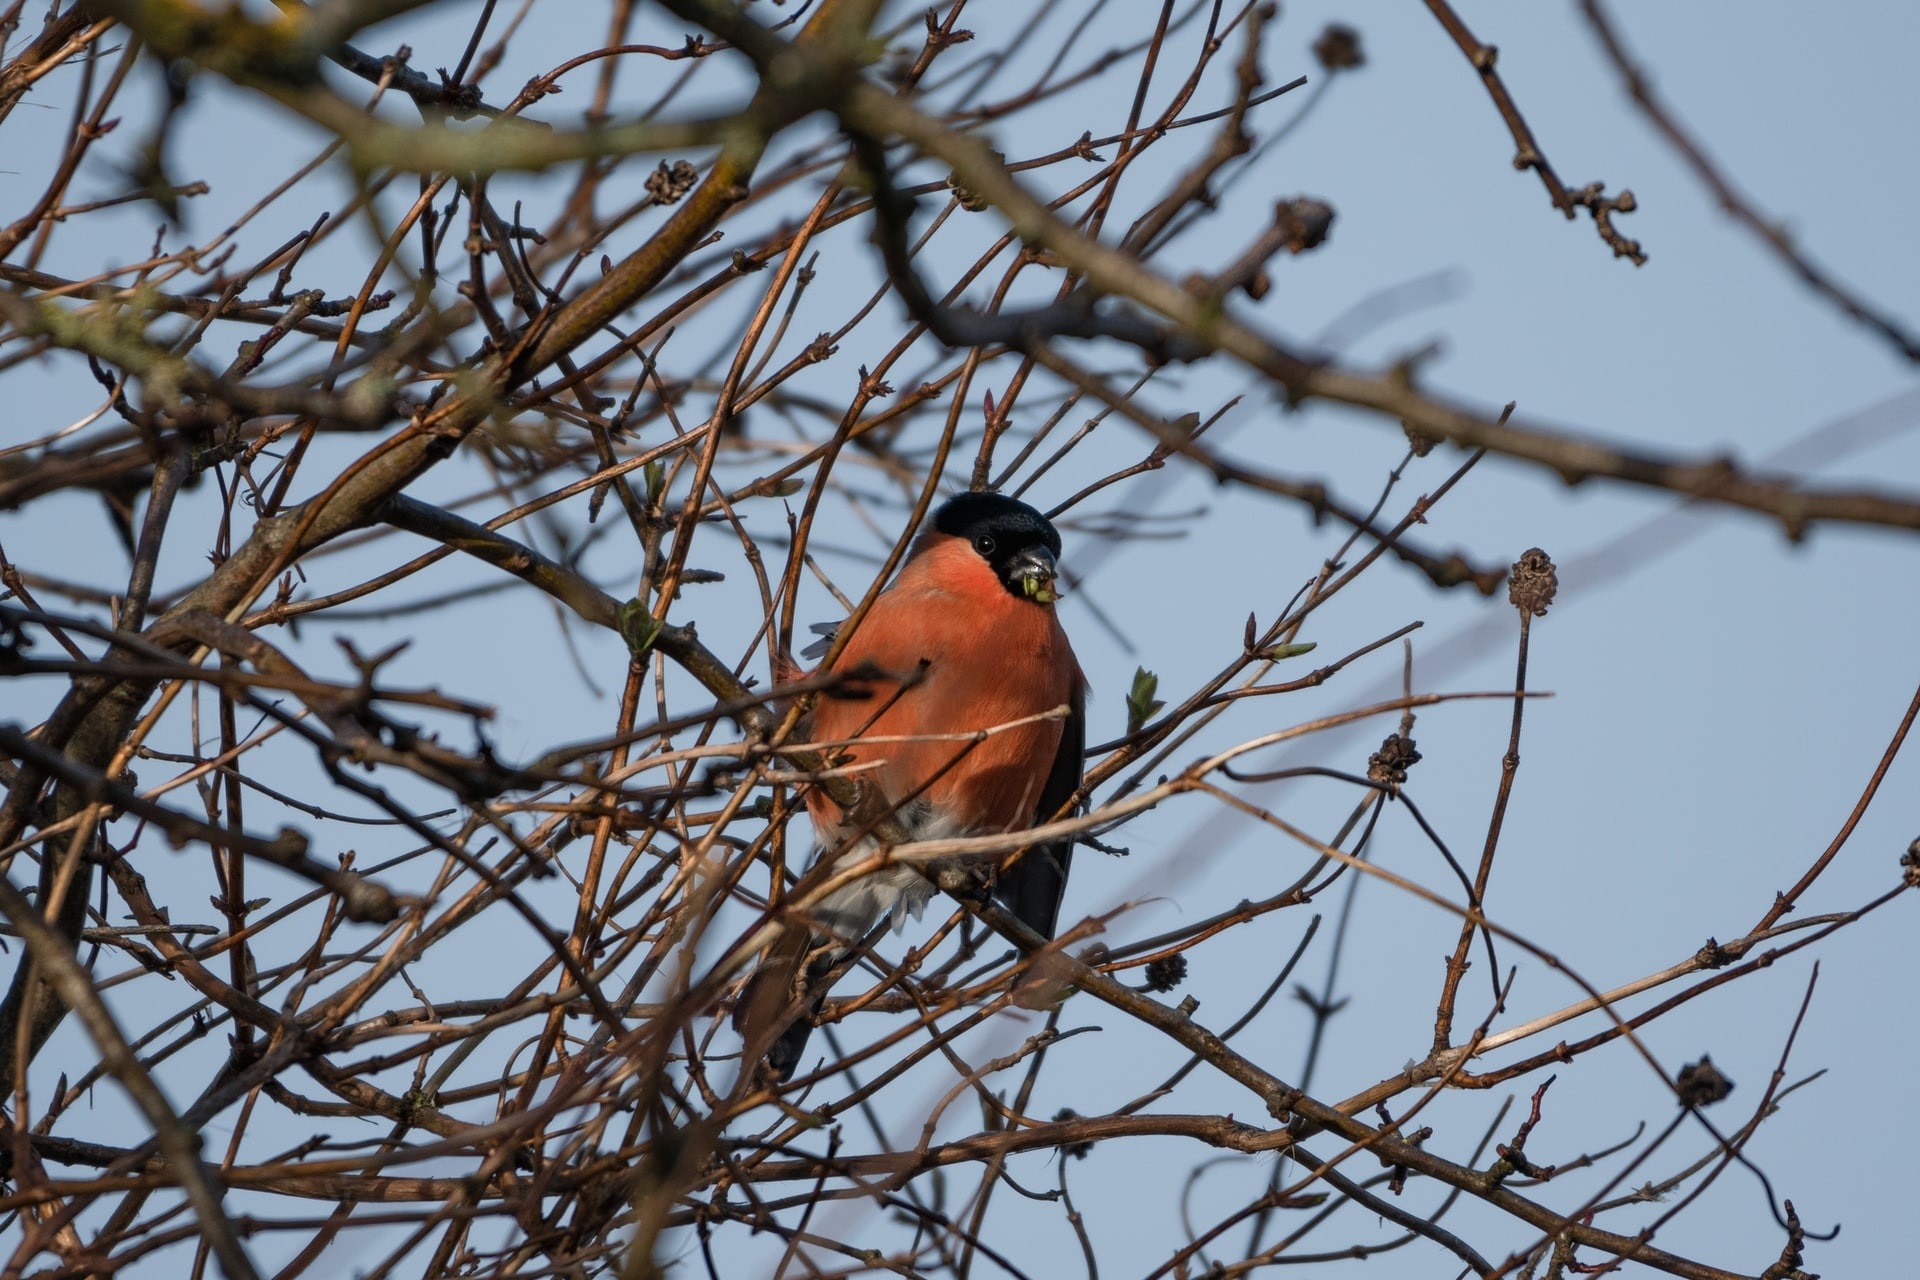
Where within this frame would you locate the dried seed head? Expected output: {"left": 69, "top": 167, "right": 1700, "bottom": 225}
{"left": 1053, "top": 1108, "right": 1095, "bottom": 1160}
{"left": 1143, "top": 954, "right": 1188, "bottom": 993}
{"left": 1675, "top": 1056, "right": 1734, "bottom": 1108}
{"left": 1507, "top": 547, "right": 1558, "bottom": 616}
{"left": 645, "top": 160, "right": 698, "bottom": 206}
{"left": 1693, "top": 937, "right": 1731, "bottom": 969}
{"left": 1401, "top": 419, "right": 1437, "bottom": 457}
{"left": 1274, "top": 197, "right": 1336, "bottom": 254}
{"left": 947, "top": 151, "right": 1005, "bottom": 212}
{"left": 1368, "top": 732, "right": 1422, "bottom": 792}
{"left": 1313, "top": 24, "right": 1366, "bottom": 73}
{"left": 948, "top": 178, "right": 990, "bottom": 212}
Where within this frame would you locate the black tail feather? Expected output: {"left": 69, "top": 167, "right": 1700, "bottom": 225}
{"left": 764, "top": 980, "right": 829, "bottom": 1081}
{"left": 737, "top": 939, "right": 840, "bottom": 1083}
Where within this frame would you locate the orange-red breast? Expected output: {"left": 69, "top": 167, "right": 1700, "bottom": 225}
{"left": 737, "top": 492, "right": 1087, "bottom": 1080}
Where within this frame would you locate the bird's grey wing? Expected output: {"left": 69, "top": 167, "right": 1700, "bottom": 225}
{"left": 800, "top": 620, "right": 841, "bottom": 661}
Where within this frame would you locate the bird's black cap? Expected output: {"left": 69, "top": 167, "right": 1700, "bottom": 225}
{"left": 931, "top": 491, "right": 1061, "bottom": 557}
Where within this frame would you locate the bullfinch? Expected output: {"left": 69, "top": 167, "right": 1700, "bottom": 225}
{"left": 736, "top": 491, "right": 1088, "bottom": 1080}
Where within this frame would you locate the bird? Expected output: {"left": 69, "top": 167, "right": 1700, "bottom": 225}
{"left": 734, "top": 491, "right": 1088, "bottom": 1081}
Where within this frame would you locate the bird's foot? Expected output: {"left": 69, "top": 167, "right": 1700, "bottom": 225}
{"left": 931, "top": 857, "right": 994, "bottom": 903}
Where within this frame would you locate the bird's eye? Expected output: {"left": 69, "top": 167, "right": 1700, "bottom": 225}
{"left": 973, "top": 534, "right": 996, "bottom": 556}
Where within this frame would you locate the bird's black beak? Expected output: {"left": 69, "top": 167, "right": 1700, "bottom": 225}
{"left": 1007, "top": 545, "right": 1060, "bottom": 604}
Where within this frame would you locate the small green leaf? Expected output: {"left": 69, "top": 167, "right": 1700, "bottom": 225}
{"left": 618, "top": 599, "right": 663, "bottom": 658}
{"left": 644, "top": 459, "right": 666, "bottom": 504}
{"left": 1126, "top": 667, "right": 1165, "bottom": 735}
{"left": 1265, "top": 641, "right": 1317, "bottom": 661}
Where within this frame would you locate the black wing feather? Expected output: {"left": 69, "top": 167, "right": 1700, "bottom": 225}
{"left": 994, "top": 682, "right": 1085, "bottom": 938}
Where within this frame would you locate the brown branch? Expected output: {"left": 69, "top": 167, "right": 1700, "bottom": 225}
{"left": 1579, "top": 0, "right": 1920, "bottom": 362}
{"left": 0, "top": 872, "right": 263, "bottom": 1280}
{"left": 1423, "top": 0, "right": 1645, "bottom": 264}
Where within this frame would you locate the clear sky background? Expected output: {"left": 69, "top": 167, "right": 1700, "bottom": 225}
{"left": 5, "top": 2, "right": 1918, "bottom": 1276}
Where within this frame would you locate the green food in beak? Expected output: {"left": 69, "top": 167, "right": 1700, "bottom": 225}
{"left": 1020, "top": 573, "right": 1058, "bottom": 604}
{"left": 1008, "top": 545, "right": 1060, "bottom": 604}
